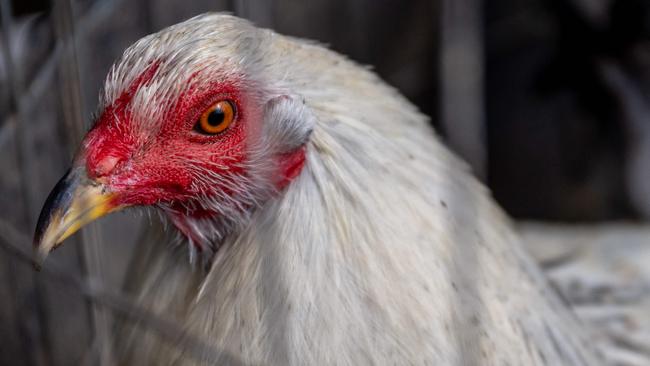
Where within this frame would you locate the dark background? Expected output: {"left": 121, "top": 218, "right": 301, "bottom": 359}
{"left": 1, "top": 0, "right": 650, "bottom": 365}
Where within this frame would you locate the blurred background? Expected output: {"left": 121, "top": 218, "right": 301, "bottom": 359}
{"left": 1, "top": 0, "right": 650, "bottom": 365}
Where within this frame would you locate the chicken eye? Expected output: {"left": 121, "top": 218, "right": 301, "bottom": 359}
{"left": 195, "top": 100, "right": 236, "bottom": 135}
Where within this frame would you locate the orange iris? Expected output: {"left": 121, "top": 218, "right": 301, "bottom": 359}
{"left": 197, "top": 100, "right": 236, "bottom": 135}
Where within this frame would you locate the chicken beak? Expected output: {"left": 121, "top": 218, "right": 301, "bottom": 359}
{"left": 33, "top": 167, "right": 119, "bottom": 269}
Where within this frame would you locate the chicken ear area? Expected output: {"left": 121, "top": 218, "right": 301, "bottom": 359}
{"left": 261, "top": 95, "right": 316, "bottom": 153}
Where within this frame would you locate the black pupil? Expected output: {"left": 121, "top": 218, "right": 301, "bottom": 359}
{"left": 207, "top": 107, "right": 225, "bottom": 126}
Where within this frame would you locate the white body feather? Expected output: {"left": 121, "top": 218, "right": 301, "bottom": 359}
{"left": 108, "top": 14, "right": 603, "bottom": 365}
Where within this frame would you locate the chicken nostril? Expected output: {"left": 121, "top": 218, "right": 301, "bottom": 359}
{"left": 93, "top": 155, "right": 121, "bottom": 177}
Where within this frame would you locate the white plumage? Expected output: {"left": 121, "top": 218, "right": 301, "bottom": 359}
{"left": 39, "top": 13, "right": 617, "bottom": 365}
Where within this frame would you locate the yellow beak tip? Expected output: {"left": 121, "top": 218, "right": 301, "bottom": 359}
{"left": 33, "top": 168, "right": 121, "bottom": 270}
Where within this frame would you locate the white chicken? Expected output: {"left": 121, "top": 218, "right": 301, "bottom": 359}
{"left": 33, "top": 13, "right": 610, "bottom": 365}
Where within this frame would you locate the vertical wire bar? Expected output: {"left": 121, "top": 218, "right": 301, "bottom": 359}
{"left": 51, "top": 0, "right": 112, "bottom": 365}
{"left": 1, "top": 0, "right": 31, "bottom": 219}
{"left": 439, "top": 0, "right": 487, "bottom": 180}
{"left": 0, "top": 4, "right": 30, "bottom": 362}
{"left": 0, "top": 0, "right": 53, "bottom": 365}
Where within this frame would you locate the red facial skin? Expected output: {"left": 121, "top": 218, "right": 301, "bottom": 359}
{"left": 80, "top": 64, "right": 306, "bottom": 245}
